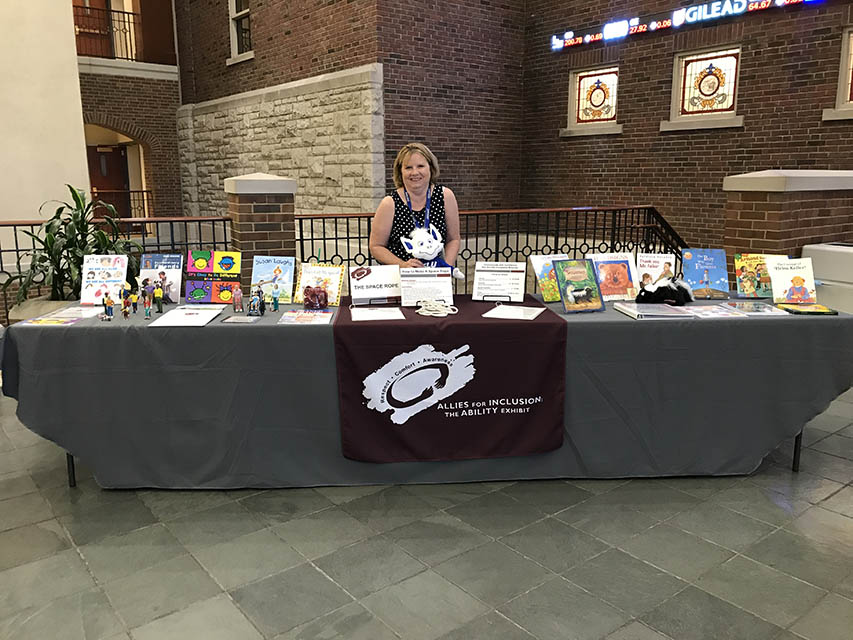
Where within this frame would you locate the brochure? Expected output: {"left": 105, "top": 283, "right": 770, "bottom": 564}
{"left": 80, "top": 254, "right": 128, "bottom": 305}
{"left": 221, "top": 315, "right": 262, "bottom": 324}
{"left": 349, "top": 265, "right": 401, "bottom": 306}
{"left": 250, "top": 256, "right": 296, "bottom": 304}
{"left": 148, "top": 306, "right": 223, "bottom": 327}
{"left": 733, "top": 253, "right": 778, "bottom": 298}
{"left": 589, "top": 253, "right": 640, "bottom": 301}
{"left": 139, "top": 254, "right": 183, "bottom": 305}
{"left": 636, "top": 253, "right": 676, "bottom": 286}
{"left": 766, "top": 257, "right": 817, "bottom": 304}
{"left": 552, "top": 259, "right": 605, "bottom": 313}
{"left": 294, "top": 263, "right": 345, "bottom": 306}
{"left": 529, "top": 254, "right": 569, "bottom": 302}
{"left": 685, "top": 305, "right": 747, "bottom": 319}
{"left": 472, "top": 262, "right": 526, "bottom": 302}
{"left": 481, "top": 305, "right": 546, "bottom": 321}
{"left": 277, "top": 310, "right": 335, "bottom": 325}
{"left": 350, "top": 307, "right": 406, "bottom": 322}
{"left": 185, "top": 250, "right": 242, "bottom": 304}
{"left": 399, "top": 267, "right": 454, "bottom": 307}
{"left": 682, "top": 249, "right": 729, "bottom": 299}
{"left": 613, "top": 302, "right": 694, "bottom": 320}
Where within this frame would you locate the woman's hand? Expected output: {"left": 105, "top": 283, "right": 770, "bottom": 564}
{"left": 402, "top": 258, "right": 424, "bottom": 268}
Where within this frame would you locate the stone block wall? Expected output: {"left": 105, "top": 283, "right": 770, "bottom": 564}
{"left": 178, "top": 64, "right": 386, "bottom": 218}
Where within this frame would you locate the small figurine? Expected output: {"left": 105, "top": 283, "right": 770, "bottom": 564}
{"left": 271, "top": 284, "right": 280, "bottom": 312}
{"left": 103, "top": 294, "right": 115, "bottom": 320}
{"left": 256, "top": 287, "right": 266, "bottom": 316}
{"left": 130, "top": 291, "right": 139, "bottom": 313}
{"left": 303, "top": 286, "right": 328, "bottom": 310}
{"left": 153, "top": 282, "right": 164, "bottom": 313}
{"left": 247, "top": 289, "right": 262, "bottom": 316}
{"left": 121, "top": 296, "right": 131, "bottom": 320}
{"left": 142, "top": 290, "right": 152, "bottom": 319}
{"left": 233, "top": 286, "right": 244, "bottom": 313}
{"left": 159, "top": 271, "right": 175, "bottom": 304}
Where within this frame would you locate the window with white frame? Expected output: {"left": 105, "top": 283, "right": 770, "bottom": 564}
{"left": 660, "top": 47, "right": 743, "bottom": 131}
{"left": 823, "top": 28, "right": 853, "bottom": 121}
{"left": 227, "top": 0, "right": 253, "bottom": 65}
{"left": 561, "top": 66, "right": 622, "bottom": 137}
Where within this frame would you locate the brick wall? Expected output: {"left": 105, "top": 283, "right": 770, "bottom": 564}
{"left": 522, "top": 0, "right": 853, "bottom": 247}
{"left": 78, "top": 73, "right": 183, "bottom": 216}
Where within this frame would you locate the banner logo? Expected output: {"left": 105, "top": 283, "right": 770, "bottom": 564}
{"left": 363, "top": 345, "right": 476, "bottom": 424}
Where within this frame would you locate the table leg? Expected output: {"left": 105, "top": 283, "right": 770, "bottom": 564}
{"left": 66, "top": 453, "right": 77, "bottom": 487}
{"left": 792, "top": 431, "right": 803, "bottom": 473}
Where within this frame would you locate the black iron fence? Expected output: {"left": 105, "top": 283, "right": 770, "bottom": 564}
{"left": 73, "top": 5, "right": 140, "bottom": 61}
{"left": 296, "top": 206, "right": 688, "bottom": 294}
{"left": 91, "top": 189, "right": 152, "bottom": 219}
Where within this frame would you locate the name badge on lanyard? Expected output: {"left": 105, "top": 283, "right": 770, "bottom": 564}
{"left": 404, "top": 185, "right": 431, "bottom": 230}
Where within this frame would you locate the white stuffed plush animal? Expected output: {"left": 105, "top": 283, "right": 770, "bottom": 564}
{"left": 400, "top": 224, "right": 465, "bottom": 279}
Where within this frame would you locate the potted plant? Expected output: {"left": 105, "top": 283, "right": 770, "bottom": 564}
{"left": 4, "top": 185, "right": 141, "bottom": 319}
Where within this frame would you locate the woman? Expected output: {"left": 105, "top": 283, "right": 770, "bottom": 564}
{"left": 369, "top": 143, "right": 461, "bottom": 269}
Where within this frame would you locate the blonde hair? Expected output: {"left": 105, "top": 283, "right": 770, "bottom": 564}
{"left": 392, "top": 143, "right": 440, "bottom": 188}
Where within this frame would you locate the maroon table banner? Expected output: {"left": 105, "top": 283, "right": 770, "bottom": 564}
{"left": 333, "top": 295, "right": 567, "bottom": 463}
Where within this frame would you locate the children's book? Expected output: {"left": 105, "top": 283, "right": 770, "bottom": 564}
{"left": 80, "top": 254, "right": 128, "bottom": 305}
{"left": 681, "top": 249, "right": 729, "bottom": 299}
{"left": 221, "top": 315, "right": 262, "bottom": 324}
{"left": 185, "top": 250, "right": 242, "bottom": 304}
{"left": 733, "top": 253, "right": 778, "bottom": 298}
{"left": 294, "top": 263, "right": 345, "bottom": 306}
{"left": 766, "top": 257, "right": 817, "bottom": 304}
{"left": 684, "top": 305, "right": 747, "bottom": 319}
{"left": 140, "top": 254, "right": 183, "bottom": 305}
{"left": 777, "top": 303, "right": 838, "bottom": 315}
{"left": 250, "top": 256, "right": 296, "bottom": 304}
{"left": 552, "top": 259, "right": 605, "bottom": 313}
{"left": 636, "top": 253, "right": 676, "bottom": 287}
{"left": 719, "top": 301, "right": 789, "bottom": 317}
{"left": 529, "top": 254, "right": 569, "bottom": 302}
{"left": 613, "top": 302, "right": 694, "bottom": 320}
{"left": 589, "top": 253, "right": 640, "bottom": 301}
{"left": 277, "top": 309, "right": 335, "bottom": 325}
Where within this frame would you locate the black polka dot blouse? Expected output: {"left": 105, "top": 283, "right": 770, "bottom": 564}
{"left": 385, "top": 185, "right": 448, "bottom": 262}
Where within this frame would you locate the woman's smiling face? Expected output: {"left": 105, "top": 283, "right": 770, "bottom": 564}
{"left": 402, "top": 152, "right": 431, "bottom": 192}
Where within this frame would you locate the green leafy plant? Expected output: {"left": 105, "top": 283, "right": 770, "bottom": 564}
{"left": 5, "top": 185, "right": 141, "bottom": 303}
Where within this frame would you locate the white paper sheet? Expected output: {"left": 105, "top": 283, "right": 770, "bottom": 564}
{"left": 148, "top": 307, "right": 223, "bottom": 327}
{"left": 350, "top": 307, "right": 406, "bottom": 322}
{"left": 481, "top": 305, "right": 545, "bottom": 321}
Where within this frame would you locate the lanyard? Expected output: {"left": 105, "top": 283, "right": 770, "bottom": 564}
{"left": 404, "top": 185, "right": 431, "bottom": 230}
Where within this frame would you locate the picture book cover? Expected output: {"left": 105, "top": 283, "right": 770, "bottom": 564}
{"left": 684, "top": 305, "right": 747, "bottom": 319}
{"left": 293, "top": 263, "right": 345, "bottom": 306}
{"left": 139, "top": 254, "right": 183, "bottom": 305}
{"left": 733, "top": 253, "right": 778, "bottom": 298}
{"left": 277, "top": 309, "right": 335, "bottom": 325}
{"left": 720, "top": 301, "right": 789, "bottom": 316}
{"left": 777, "top": 303, "right": 838, "bottom": 315}
{"left": 767, "top": 257, "right": 817, "bottom": 304}
{"left": 552, "top": 259, "right": 605, "bottom": 313}
{"left": 636, "top": 253, "right": 676, "bottom": 287}
{"left": 80, "top": 254, "right": 128, "bottom": 305}
{"left": 682, "top": 249, "right": 729, "bottom": 299}
{"left": 250, "top": 256, "right": 296, "bottom": 304}
{"left": 185, "top": 250, "right": 242, "bottom": 304}
{"left": 529, "top": 253, "right": 568, "bottom": 302}
{"left": 589, "top": 253, "right": 640, "bottom": 301}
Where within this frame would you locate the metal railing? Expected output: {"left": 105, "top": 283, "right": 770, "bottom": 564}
{"left": 91, "top": 189, "right": 152, "bottom": 218}
{"left": 296, "top": 206, "right": 688, "bottom": 293}
{"left": 73, "top": 5, "right": 140, "bottom": 61}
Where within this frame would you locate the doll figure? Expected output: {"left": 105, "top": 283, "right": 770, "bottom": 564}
{"left": 271, "top": 283, "right": 280, "bottom": 312}
{"left": 232, "top": 286, "right": 244, "bottom": 313}
{"left": 121, "top": 297, "right": 131, "bottom": 319}
{"left": 103, "top": 294, "right": 115, "bottom": 320}
{"left": 130, "top": 291, "right": 139, "bottom": 313}
{"left": 159, "top": 271, "right": 175, "bottom": 304}
{"left": 248, "top": 290, "right": 261, "bottom": 316}
{"left": 142, "top": 290, "right": 152, "bottom": 319}
{"left": 255, "top": 287, "right": 266, "bottom": 316}
{"left": 153, "top": 282, "right": 164, "bottom": 313}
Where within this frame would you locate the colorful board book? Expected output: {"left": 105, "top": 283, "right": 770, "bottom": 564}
{"left": 529, "top": 254, "right": 568, "bottom": 302}
{"left": 682, "top": 249, "right": 729, "bottom": 299}
{"left": 733, "top": 253, "right": 776, "bottom": 298}
{"left": 185, "top": 250, "right": 242, "bottom": 304}
{"left": 589, "top": 253, "right": 640, "bottom": 301}
{"left": 250, "top": 256, "right": 296, "bottom": 304}
{"left": 636, "top": 253, "right": 676, "bottom": 286}
{"left": 294, "top": 263, "right": 345, "bottom": 306}
{"left": 552, "top": 259, "right": 605, "bottom": 313}
{"left": 766, "top": 256, "right": 817, "bottom": 304}
{"left": 140, "top": 254, "right": 183, "bottom": 304}
{"left": 80, "top": 254, "right": 128, "bottom": 305}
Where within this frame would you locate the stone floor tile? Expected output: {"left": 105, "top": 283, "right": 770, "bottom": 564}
{"left": 658, "top": 475, "right": 745, "bottom": 499}
{"left": 668, "top": 501, "right": 775, "bottom": 551}
{"left": 313, "top": 484, "right": 387, "bottom": 505}
{"left": 0, "top": 549, "right": 95, "bottom": 619}
{"left": 271, "top": 506, "right": 374, "bottom": 560}
{"left": 620, "top": 524, "right": 734, "bottom": 581}
{"left": 31, "top": 463, "right": 94, "bottom": 490}
{"left": 641, "top": 586, "right": 781, "bottom": 640}
{"left": 362, "top": 570, "right": 488, "bottom": 640}
{"left": 594, "top": 482, "right": 701, "bottom": 521}
{"left": 803, "top": 427, "right": 834, "bottom": 447}
{"left": 131, "top": 594, "right": 262, "bottom": 640}
{"left": 796, "top": 449, "right": 853, "bottom": 484}
{"left": 230, "top": 563, "right": 351, "bottom": 637}
{"left": 499, "top": 577, "right": 628, "bottom": 640}
{"left": 498, "top": 480, "right": 592, "bottom": 514}
{"left": 403, "top": 481, "right": 503, "bottom": 509}
{"left": 810, "top": 434, "right": 853, "bottom": 461}
{"left": 0, "top": 450, "right": 28, "bottom": 476}
{"left": 0, "top": 587, "right": 122, "bottom": 640}
{"left": 0, "top": 492, "right": 53, "bottom": 532}
{"left": 820, "top": 486, "right": 853, "bottom": 518}
{"left": 501, "top": 517, "right": 609, "bottom": 573}
{"left": 15, "top": 441, "right": 67, "bottom": 473}
{"left": 712, "top": 483, "right": 812, "bottom": 526}
{"left": 314, "top": 534, "right": 425, "bottom": 598}
{"left": 445, "top": 491, "right": 543, "bottom": 537}
{"left": 435, "top": 611, "right": 535, "bottom": 640}
{"left": 743, "top": 529, "right": 853, "bottom": 590}
{"left": 386, "top": 512, "right": 490, "bottom": 566}
{"left": 804, "top": 413, "right": 851, "bottom": 434}
{"left": 103, "top": 554, "right": 221, "bottom": 629}
{"left": 274, "top": 602, "right": 398, "bottom": 640}
{"left": 0, "top": 430, "right": 13, "bottom": 452}
{"left": 567, "top": 479, "right": 630, "bottom": 495}
{"left": 41, "top": 480, "right": 137, "bottom": 518}
{"left": 237, "top": 488, "right": 334, "bottom": 525}
{"left": 605, "top": 621, "right": 671, "bottom": 639}
{"left": 193, "top": 528, "right": 304, "bottom": 590}
{"left": 0, "top": 473, "right": 37, "bottom": 502}
{"left": 790, "top": 593, "right": 853, "bottom": 640}
{"left": 137, "top": 489, "right": 233, "bottom": 521}
{"left": 840, "top": 424, "right": 853, "bottom": 438}
{"left": 833, "top": 572, "right": 853, "bottom": 599}
{"left": 837, "top": 387, "right": 853, "bottom": 403}
{"left": 434, "top": 541, "right": 552, "bottom": 607}
{"left": 825, "top": 399, "right": 853, "bottom": 420}
{"left": 0, "top": 520, "right": 69, "bottom": 571}
{"left": 7, "top": 428, "right": 47, "bottom": 449}
{"left": 340, "top": 486, "right": 437, "bottom": 533}
{"left": 566, "top": 549, "right": 687, "bottom": 617}
{"left": 165, "top": 501, "right": 267, "bottom": 549}
{"left": 748, "top": 466, "right": 845, "bottom": 504}
{"left": 785, "top": 506, "right": 853, "bottom": 551}
{"left": 696, "top": 556, "right": 826, "bottom": 627}
{"left": 60, "top": 497, "right": 157, "bottom": 546}
{"left": 555, "top": 496, "right": 658, "bottom": 546}
{"left": 79, "top": 524, "right": 188, "bottom": 585}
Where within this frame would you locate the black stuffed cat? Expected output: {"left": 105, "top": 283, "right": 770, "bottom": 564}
{"left": 635, "top": 278, "right": 694, "bottom": 306}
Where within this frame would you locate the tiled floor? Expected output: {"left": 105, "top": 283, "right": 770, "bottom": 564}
{"left": 1, "top": 390, "right": 852, "bottom": 640}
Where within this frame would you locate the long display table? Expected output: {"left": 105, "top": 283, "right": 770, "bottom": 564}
{"left": 3, "top": 297, "right": 852, "bottom": 488}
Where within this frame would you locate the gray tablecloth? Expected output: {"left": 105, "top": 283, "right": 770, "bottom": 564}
{"left": 3, "top": 301, "right": 853, "bottom": 488}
